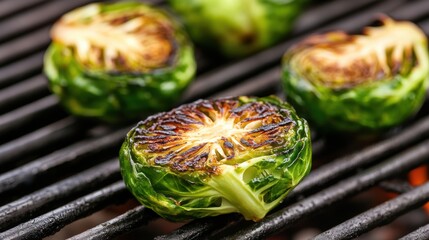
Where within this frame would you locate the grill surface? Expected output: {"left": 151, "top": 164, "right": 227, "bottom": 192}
{"left": 1, "top": 0, "right": 429, "bottom": 239}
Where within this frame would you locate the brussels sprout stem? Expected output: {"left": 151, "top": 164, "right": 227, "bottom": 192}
{"left": 208, "top": 166, "right": 267, "bottom": 221}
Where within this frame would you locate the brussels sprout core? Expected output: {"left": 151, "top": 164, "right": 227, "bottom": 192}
{"left": 282, "top": 18, "right": 429, "bottom": 132}
{"left": 120, "top": 96, "right": 311, "bottom": 221}
{"left": 51, "top": 3, "right": 175, "bottom": 72}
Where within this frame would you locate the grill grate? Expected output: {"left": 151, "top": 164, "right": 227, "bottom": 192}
{"left": 316, "top": 182, "right": 429, "bottom": 239}
{"left": 1, "top": 0, "right": 429, "bottom": 239}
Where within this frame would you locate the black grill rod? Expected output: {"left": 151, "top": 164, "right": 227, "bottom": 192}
{"left": 0, "top": 0, "right": 53, "bottom": 20}
{"left": 160, "top": 108, "right": 429, "bottom": 240}
{"left": 389, "top": 0, "right": 429, "bottom": 22}
{"left": 0, "top": 127, "right": 128, "bottom": 196}
{"left": 0, "top": 125, "right": 129, "bottom": 196}
{"left": 378, "top": 180, "right": 414, "bottom": 194}
{"left": 0, "top": 0, "right": 97, "bottom": 44}
{"left": 0, "top": 117, "right": 81, "bottom": 169}
{"left": 0, "top": 95, "right": 60, "bottom": 135}
{"left": 182, "top": 0, "right": 407, "bottom": 102}
{"left": 0, "top": 51, "right": 43, "bottom": 89}
{"left": 314, "top": 181, "right": 429, "bottom": 240}
{"left": 0, "top": 74, "right": 48, "bottom": 113}
{"left": 73, "top": 210, "right": 237, "bottom": 240}
{"left": 0, "top": 181, "right": 130, "bottom": 240}
{"left": 225, "top": 139, "right": 429, "bottom": 240}
{"left": 211, "top": 67, "right": 280, "bottom": 99}
{"left": 0, "top": 159, "right": 120, "bottom": 231}
{"left": 416, "top": 16, "right": 429, "bottom": 34}
{"left": 68, "top": 206, "right": 157, "bottom": 240}
{"left": 399, "top": 223, "right": 429, "bottom": 240}
{"left": 0, "top": 26, "right": 50, "bottom": 66}
{"left": 154, "top": 214, "right": 240, "bottom": 240}
{"left": 286, "top": 113, "right": 429, "bottom": 200}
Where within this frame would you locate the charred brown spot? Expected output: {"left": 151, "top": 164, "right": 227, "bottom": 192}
{"left": 133, "top": 98, "right": 294, "bottom": 174}
{"left": 240, "top": 33, "right": 256, "bottom": 45}
{"left": 287, "top": 18, "right": 425, "bottom": 89}
{"left": 51, "top": 4, "right": 176, "bottom": 72}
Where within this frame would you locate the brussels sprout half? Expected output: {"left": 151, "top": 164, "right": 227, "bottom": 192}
{"left": 168, "top": 0, "right": 304, "bottom": 58}
{"left": 282, "top": 18, "right": 429, "bottom": 132}
{"left": 120, "top": 96, "right": 311, "bottom": 221}
{"left": 44, "top": 2, "right": 196, "bottom": 122}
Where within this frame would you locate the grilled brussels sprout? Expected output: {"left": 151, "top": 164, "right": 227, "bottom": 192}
{"left": 120, "top": 96, "right": 311, "bottom": 221}
{"left": 168, "top": 0, "right": 304, "bottom": 58}
{"left": 44, "top": 2, "right": 196, "bottom": 122}
{"left": 282, "top": 18, "right": 429, "bottom": 132}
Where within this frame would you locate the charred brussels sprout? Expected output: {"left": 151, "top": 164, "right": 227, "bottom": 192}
{"left": 282, "top": 18, "right": 429, "bottom": 132}
{"left": 44, "top": 2, "right": 196, "bottom": 122}
{"left": 168, "top": 0, "right": 304, "bottom": 58}
{"left": 120, "top": 96, "right": 311, "bottom": 221}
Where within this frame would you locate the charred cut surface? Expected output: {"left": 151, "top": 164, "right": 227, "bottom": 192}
{"left": 286, "top": 18, "right": 425, "bottom": 89}
{"left": 132, "top": 98, "right": 294, "bottom": 173}
{"left": 51, "top": 3, "right": 175, "bottom": 72}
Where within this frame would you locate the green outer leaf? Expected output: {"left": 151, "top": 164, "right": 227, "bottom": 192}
{"left": 119, "top": 96, "right": 312, "bottom": 221}
{"left": 281, "top": 42, "right": 429, "bottom": 133}
{"left": 44, "top": 3, "right": 196, "bottom": 123}
{"left": 168, "top": 0, "right": 304, "bottom": 58}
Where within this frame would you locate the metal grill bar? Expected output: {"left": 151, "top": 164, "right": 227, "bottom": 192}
{"left": 289, "top": 114, "right": 429, "bottom": 198}
{"left": 0, "top": 181, "right": 129, "bottom": 240}
{"left": 0, "top": 117, "right": 80, "bottom": 168}
{"left": 315, "top": 182, "right": 429, "bottom": 240}
{"left": 0, "top": 52, "right": 43, "bottom": 88}
{"left": 379, "top": 180, "right": 414, "bottom": 194}
{"left": 400, "top": 224, "right": 429, "bottom": 240}
{"left": 420, "top": 18, "right": 429, "bottom": 31}
{"left": 389, "top": 0, "right": 429, "bottom": 21}
{"left": 155, "top": 215, "right": 241, "bottom": 240}
{"left": 0, "top": 127, "right": 127, "bottom": 197}
{"left": 0, "top": 0, "right": 52, "bottom": 20}
{"left": 0, "top": 95, "right": 60, "bottom": 135}
{"left": 0, "top": 74, "right": 47, "bottom": 112}
{"left": 0, "top": 159, "right": 119, "bottom": 231}
{"left": 0, "top": 27, "right": 49, "bottom": 66}
{"left": 0, "top": 0, "right": 95, "bottom": 43}
{"left": 68, "top": 206, "right": 155, "bottom": 240}
{"left": 212, "top": 67, "right": 280, "bottom": 99}
{"left": 226, "top": 139, "right": 429, "bottom": 240}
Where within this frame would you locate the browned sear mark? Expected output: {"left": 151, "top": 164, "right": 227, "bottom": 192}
{"left": 133, "top": 98, "right": 294, "bottom": 173}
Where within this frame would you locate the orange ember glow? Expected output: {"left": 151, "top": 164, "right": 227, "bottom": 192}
{"left": 408, "top": 165, "right": 429, "bottom": 213}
